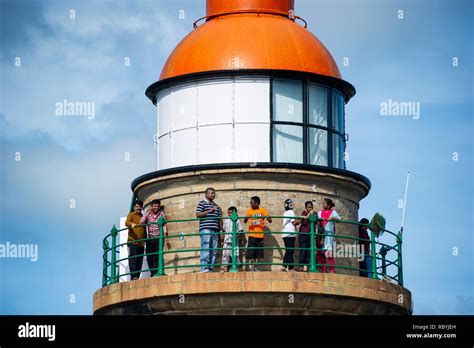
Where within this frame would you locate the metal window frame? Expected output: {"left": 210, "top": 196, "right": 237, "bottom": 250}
{"left": 270, "top": 78, "right": 346, "bottom": 168}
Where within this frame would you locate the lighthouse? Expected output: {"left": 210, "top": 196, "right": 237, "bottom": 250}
{"left": 93, "top": 0, "right": 412, "bottom": 315}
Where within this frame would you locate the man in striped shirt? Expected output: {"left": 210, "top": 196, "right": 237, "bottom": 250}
{"left": 195, "top": 188, "right": 222, "bottom": 273}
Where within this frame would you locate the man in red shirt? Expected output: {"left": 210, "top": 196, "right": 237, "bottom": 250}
{"left": 134, "top": 199, "right": 167, "bottom": 276}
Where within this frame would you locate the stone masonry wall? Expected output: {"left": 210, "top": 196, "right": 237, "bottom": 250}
{"left": 133, "top": 167, "right": 370, "bottom": 275}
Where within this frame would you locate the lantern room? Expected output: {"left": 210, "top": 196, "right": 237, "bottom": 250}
{"left": 145, "top": 0, "right": 354, "bottom": 171}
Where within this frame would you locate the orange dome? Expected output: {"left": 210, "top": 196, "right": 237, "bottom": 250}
{"left": 159, "top": 0, "right": 341, "bottom": 81}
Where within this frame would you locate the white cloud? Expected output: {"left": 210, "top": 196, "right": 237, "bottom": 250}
{"left": 0, "top": 0, "right": 187, "bottom": 151}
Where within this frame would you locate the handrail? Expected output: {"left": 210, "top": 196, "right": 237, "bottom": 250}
{"left": 101, "top": 214, "right": 403, "bottom": 287}
{"left": 192, "top": 9, "right": 308, "bottom": 29}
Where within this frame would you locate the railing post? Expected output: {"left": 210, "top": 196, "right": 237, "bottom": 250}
{"left": 230, "top": 210, "right": 239, "bottom": 272}
{"left": 110, "top": 225, "right": 118, "bottom": 284}
{"left": 102, "top": 239, "right": 108, "bottom": 287}
{"left": 397, "top": 232, "right": 404, "bottom": 286}
{"left": 370, "top": 228, "right": 377, "bottom": 279}
{"left": 380, "top": 246, "right": 388, "bottom": 277}
{"left": 157, "top": 216, "right": 165, "bottom": 276}
{"left": 308, "top": 213, "right": 317, "bottom": 272}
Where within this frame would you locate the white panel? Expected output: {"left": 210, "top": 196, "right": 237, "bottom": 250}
{"left": 158, "top": 133, "right": 172, "bottom": 169}
{"left": 118, "top": 217, "right": 130, "bottom": 283}
{"left": 198, "top": 125, "right": 233, "bottom": 164}
{"left": 156, "top": 106, "right": 160, "bottom": 170}
{"left": 156, "top": 78, "right": 272, "bottom": 168}
{"left": 157, "top": 91, "right": 172, "bottom": 136}
{"left": 172, "top": 83, "right": 197, "bottom": 131}
{"left": 173, "top": 128, "right": 197, "bottom": 167}
{"left": 198, "top": 80, "right": 233, "bottom": 126}
{"left": 234, "top": 124, "right": 270, "bottom": 162}
{"left": 234, "top": 77, "right": 270, "bottom": 123}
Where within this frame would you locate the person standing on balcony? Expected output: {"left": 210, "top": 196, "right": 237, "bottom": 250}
{"left": 281, "top": 199, "right": 298, "bottom": 272}
{"left": 244, "top": 196, "right": 272, "bottom": 272}
{"left": 125, "top": 199, "right": 146, "bottom": 280}
{"left": 136, "top": 199, "right": 168, "bottom": 277}
{"left": 297, "top": 201, "right": 317, "bottom": 272}
{"left": 196, "top": 188, "right": 222, "bottom": 273}
{"left": 221, "top": 206, "right": 244, "bottom": 272}
{"left": 358, "top": 218, "right": 372, "bottom": 278}
{"left": 317, "top": 198, "right": 340, "bottom": 273}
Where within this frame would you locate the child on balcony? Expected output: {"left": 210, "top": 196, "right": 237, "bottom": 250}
{"left": 221, "top": 206, "right": 244, "bottom": 272}
{"left": 317, "top": 198, "right": 340, "bottom": 273}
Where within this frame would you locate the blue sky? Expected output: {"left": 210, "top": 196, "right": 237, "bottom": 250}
{"left": 0, "top": 0, "right": 472, "bottom": 314}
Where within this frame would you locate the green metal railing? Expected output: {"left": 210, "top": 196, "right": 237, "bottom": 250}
{"left": 101, "top": 212, "right": 403, "bottom": 287}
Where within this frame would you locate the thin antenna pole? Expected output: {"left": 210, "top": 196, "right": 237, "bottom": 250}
{"left": 401, "top": 172, "right": 410, "bottom": 234}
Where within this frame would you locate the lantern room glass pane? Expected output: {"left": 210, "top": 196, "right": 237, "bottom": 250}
{"left": 332, "top": 90, "right": 345, "bottom": 133}
{"left": 332, "top": 134, "right": 345, "bottom": 169}
{"left": 272, "top": 79, "right": 303, "bottom": 123}
{"left": 309, "top": 84, "right": 328, "bottom": 127}
{"left": 309, "top": 128, "right": 328, "bottom": 166}
{"left": 272, "top": 124, "right": 303, "bottom": 163}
